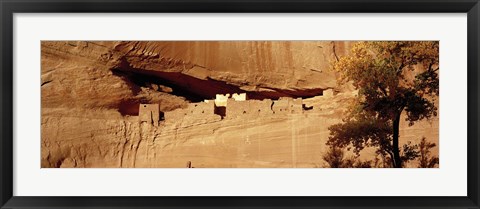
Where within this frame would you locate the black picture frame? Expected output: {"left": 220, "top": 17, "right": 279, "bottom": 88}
{"left": 1, "top": 0, "right": 479, "bottom": 208}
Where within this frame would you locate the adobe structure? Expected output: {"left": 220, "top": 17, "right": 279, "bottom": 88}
{"left": 139, "top": 92, "right": 328, "bottom": 125}
{"left": 323, "top": 89, "right": 334, "bottom": 97}
{"left": 139, "top": 104, "right": 160, "bottom": 126}
{"left": 213, "top": 93, "right": 247, "bottom": 118}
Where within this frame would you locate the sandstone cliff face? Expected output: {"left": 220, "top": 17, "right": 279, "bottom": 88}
{"left": 41, "top": 41, "right": 438, "bottom": 168}
{"left": 111, "top": 41, "right": 339, "bottom": 91}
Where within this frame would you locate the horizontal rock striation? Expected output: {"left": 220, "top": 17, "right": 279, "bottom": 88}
{"left": 41, "top": 41, "right": 438, "bottom": 168}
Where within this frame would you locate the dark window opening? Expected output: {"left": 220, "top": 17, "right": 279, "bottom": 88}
{"left": 214, "top": 106, "right": 226, "bottom": 119}
{"left": 302, "top": 104, "right": 313, "bottom": 111}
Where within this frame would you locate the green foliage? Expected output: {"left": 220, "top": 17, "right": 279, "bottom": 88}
{"left": 328, "top": 41, "right": 439, "bottom": 168}
{"left": 333, "top": 41, "right": 439, "bottom": 123}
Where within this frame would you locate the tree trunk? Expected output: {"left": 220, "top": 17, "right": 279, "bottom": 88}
{"left": 392, "top": 113, "right": 402, "bottom": 168}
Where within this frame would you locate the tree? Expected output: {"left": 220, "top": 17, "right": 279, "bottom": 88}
{"left": 322, "top": 146, "right": 345, "bottom": 168}
{"left": 327, "top": 41, "right": 439, "bottom": 168}
{"left": 417, "top": 137, "right": 439, "bottom": 168}
{"left": 322, "top": 146, "right": 373, "bottom": 168}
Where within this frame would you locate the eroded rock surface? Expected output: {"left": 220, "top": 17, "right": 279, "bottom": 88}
{"left": 41, "top": 41, "right": 438, "bottom": 168}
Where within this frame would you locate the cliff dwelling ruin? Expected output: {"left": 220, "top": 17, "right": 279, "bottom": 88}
{"left": 40, "top": 41, "right": 439, "bottom": 168}
{"left": 138, "top": 91, "right": 330, "bottom": 126}
{"left": 139, "top": 104, "right": 160, "bottom": 126}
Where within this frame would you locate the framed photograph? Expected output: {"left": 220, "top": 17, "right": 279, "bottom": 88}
{"left": 1, "top": 0, "right": 479, "bottom": 208}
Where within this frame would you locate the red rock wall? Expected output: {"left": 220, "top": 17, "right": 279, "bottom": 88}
{"left": 41, "top": 41, "right": 438, "bottom": 168}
